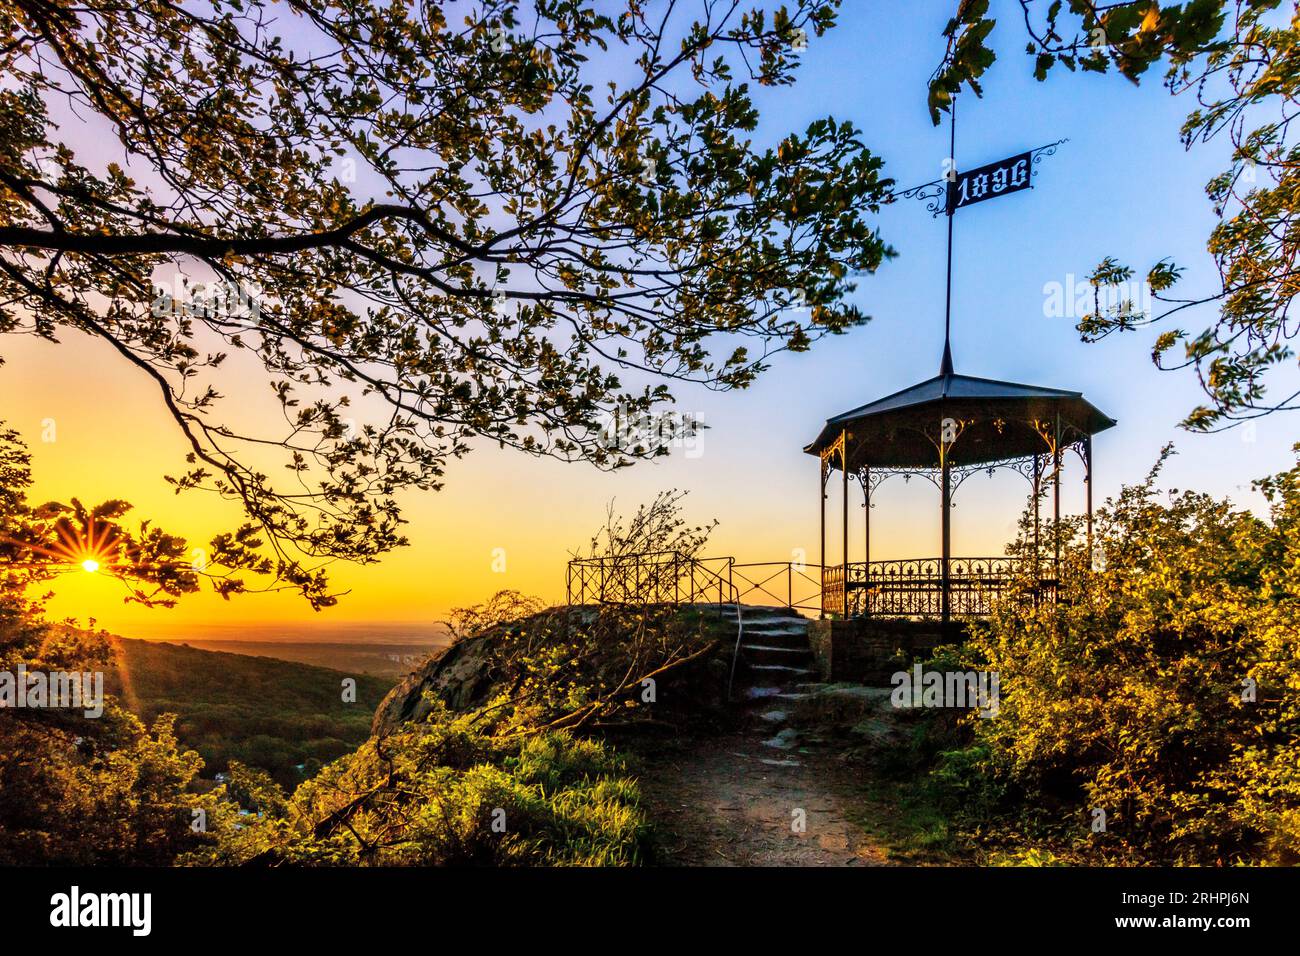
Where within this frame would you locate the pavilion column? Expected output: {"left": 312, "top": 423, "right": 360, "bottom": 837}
{"left": 1084, "top": 435, "right": 1094, "bottom": 569}
{"left": 841, "top": 431, "right": 849, "bottom": 615}
{"left": 1032, "top": 453, "right": 1042, "bottom": 607}
{"left": 863, "top": 466, "right": 871, "bottom": 615}
{"left": 940, "top": 446, "right": 951, "bottom": 625}
{"left": 1032, "top": 453, "right": 1042, "bottom": 559}
{"left": 819, "top": 458, "right": 827, "bottom": 619}
{"left": 1053, "top": 414, "right": 1062, "bottom": 577}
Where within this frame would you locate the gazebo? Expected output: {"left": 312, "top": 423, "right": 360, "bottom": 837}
{"left": 804, "top": 346, "right": 1115, "bottom": 622}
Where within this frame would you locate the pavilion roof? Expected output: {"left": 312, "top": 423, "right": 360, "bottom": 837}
{"left": 804, "top": 367, "right": 1116, "bottom": 469}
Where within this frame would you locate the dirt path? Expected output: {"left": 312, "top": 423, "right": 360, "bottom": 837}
{"left": 638, "top": 732, "right": 892, "bottom": 866}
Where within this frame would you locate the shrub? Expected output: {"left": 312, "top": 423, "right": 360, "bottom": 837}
{"left": 945, "top": 449, "right": 1300, "bottom": 864}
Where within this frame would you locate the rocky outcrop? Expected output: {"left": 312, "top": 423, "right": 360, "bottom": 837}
{"left": 370, "top": 604, "right": 735, "bottom": 738}
{"left": 371, "top": 633, "right": 501, "bottom": 736}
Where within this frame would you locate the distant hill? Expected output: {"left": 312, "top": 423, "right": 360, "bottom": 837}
{"left": 106, "top": 638, "right": 397, "bottom": 788}
{"left": 177, "top": 639, "right": 440, "bottom": 678}
{"left": 127, "top": 620, "right": 450, "bottom": 647}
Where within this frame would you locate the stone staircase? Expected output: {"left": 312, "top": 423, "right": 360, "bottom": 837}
{"left": 724, "top": 605, "right": 820, "bottom": 762}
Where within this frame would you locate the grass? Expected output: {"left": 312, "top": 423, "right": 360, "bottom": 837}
{"left": 843, "top": 771, "right": 965, "bottom": 864}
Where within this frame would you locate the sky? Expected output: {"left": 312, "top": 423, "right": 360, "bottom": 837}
{"left": 3, "top": 0, "right": 1297, "bottom": 641}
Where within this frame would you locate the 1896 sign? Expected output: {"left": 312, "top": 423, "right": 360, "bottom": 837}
{"left": 947, "top": 151, "right": 1031, "bottom": 215}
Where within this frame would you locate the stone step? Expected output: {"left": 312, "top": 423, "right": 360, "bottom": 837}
{"left": 743, "top": 685, "right": 813, "bottom": 702}
{"left": 731, "top": 617, "right": 806, "bottom": 631}
{"left": 740, "top": 644, "right": 815, "bottom": 667}
{"left": 742, "top": 622, "right": 809, "bottom": 636}
{"left": 738, "top": 631, "right": 809, "bottom": 651}
{"left": 721, "top": 605, "right": 806, "bottom": 621}
{"left": 692, "top": 603, "right": 798, "bottom": 619}
{"left": 762, "top": 727, "right": 801, "bottom": 750}
{"left": 746, "top": 663, "right": 817, "bottom": 678}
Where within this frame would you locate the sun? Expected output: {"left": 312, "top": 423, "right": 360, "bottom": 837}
{"left": 2, "top": 510, "right": 129, "bottom": 577}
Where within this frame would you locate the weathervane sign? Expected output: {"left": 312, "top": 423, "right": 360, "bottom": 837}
{"left": 947, "top": 150, "right": 1032, "bottom": 214}
{"left": 887, "top": 97, "right": 1067, "bottom": 379}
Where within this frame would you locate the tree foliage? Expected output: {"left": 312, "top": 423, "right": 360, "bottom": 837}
{"left": 1, "top": 473, "right": 725, "bottom": 865}
{"left": 0, "top": 588, "right": 218, "bottom": 864}
{"left": 0, "top": 426, "right": 266, "bottom": 862}
{"left": 443, "top": 588, "right": 545, "bottom": 643}
{"left": 571, "top": 488, "right": 719, "bottom": 604}
{"left": 0, "top": 0, "right": 894, "bottom": 597}
{"left": 932, "top": 1, "right": 1300, "bottom": 431}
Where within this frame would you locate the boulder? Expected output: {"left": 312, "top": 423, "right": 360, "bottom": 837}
{"left": 371, "top": 634, "right": 500, "bottom": 736}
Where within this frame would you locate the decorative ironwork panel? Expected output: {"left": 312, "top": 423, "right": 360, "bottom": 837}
{"left": 821, "top": 564, "right": 846, "bottom": 616}
{"left": 841, "top": 556, "right": 1057, "bottom": 619}
{"left": 892, "top": 178, "right": 949, "bottom": 218}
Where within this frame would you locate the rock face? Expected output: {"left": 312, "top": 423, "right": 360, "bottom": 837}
{"left": 371, "top": 634, "right": 500, "bottom": 736}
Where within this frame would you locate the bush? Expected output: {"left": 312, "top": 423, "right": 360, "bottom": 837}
{"left": 942, "top": 449, "right": 1300, "bottom": 864}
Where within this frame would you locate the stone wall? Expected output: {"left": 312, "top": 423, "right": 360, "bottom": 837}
{"left": 807, "top": 618, "right": 967, "bottom": 684}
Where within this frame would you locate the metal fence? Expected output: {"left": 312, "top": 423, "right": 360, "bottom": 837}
{"left": 732, "top": 561, "right": 824, "bottom": 614}
{"left": 565, "top": 551, "right": 736, "bottom": 607}
{"left": 567, "top": 551, "right": 1056, "bottom": 619}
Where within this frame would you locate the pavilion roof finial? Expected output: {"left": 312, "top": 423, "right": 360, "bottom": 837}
{"left": 940, "top": 339, "right": 954, "bottom": 378}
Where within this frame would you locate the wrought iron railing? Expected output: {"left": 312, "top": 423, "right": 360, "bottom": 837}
{"left": 565, "top": 551, "right": 736, "bottom": 607}
{"left": 819, "top": 563, "right": 845, "bottom": 616}
{"left": 822, "top": 557, "right": 1056, "bottom": 618}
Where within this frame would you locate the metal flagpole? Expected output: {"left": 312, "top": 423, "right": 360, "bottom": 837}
{"left": 940, "top": 98, "right": 956, "bottom": 623}
{"left": 941, "top": 96, "right": 956, "bottom": 377}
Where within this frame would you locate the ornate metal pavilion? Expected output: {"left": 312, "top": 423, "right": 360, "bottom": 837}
{"left": 804, "top": 347, "right": 1115, "bottom": 622}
